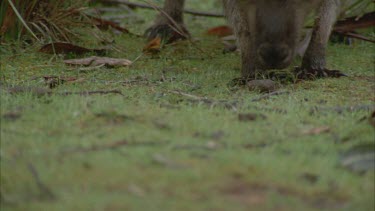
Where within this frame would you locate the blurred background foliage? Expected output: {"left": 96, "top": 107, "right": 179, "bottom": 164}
{"left": 0, "top": 0, "right": 373, "bottom": 43}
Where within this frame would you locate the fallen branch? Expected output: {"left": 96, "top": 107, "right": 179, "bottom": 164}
{"left": 101, "top": 0, "right": 224, "bottom": 17}
{"left": 335, "top": 12, "right": 375, "bottom": 32}
{"left": 6, "top": 86, "right": 123, "bottom": 96}
{"left": 334, "top": 31, "right": 375, "bottom": 43}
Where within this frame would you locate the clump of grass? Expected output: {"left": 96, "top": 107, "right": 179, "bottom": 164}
{"left": 0, "top": 0, "right": 89, "bottom": 42}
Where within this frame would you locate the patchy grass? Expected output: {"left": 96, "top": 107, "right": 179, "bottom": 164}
{"left": 1, "top": 2, "right": 374, "bottom": 211}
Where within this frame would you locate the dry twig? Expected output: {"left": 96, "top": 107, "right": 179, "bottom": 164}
{"left": 6, "top": 86, "right": 123, "bottom": 96}
{"left": 27, "top": 163, "right": 56, "bottom": 200}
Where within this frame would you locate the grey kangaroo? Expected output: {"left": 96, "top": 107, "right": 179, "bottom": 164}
{"left": 145, "top": 0, "right": 345, "bottom": 80}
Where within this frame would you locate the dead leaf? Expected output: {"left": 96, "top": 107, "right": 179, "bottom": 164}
{"left": 302, "top": 126, "right": 331, "bottom": 135}
{"left": 143, "top": 37, "right": 161, "bottom": 54}
{"left": 39, "top": 42, "right": 106, "bottom": 55}
{"left": 206, "top": 25, "right": 233, "bottom": 37}
{"left": 90, "top": 16, "right": 130, "bottom": 33}
{"left": 64, "top": 56, "right": 132, "bottom": 67}
{"left": 238, "top": 113, "right": 267, "bottom": 122}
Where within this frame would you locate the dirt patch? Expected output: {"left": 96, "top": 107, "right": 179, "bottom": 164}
{"left": 220, "top": 181, "right": 268, "bottom": 206}
{"left": 352, "top": 75, "right": 375, "bottom": 82}
{"left": 219, "top": 180, "right": 348, "bottom": 209}
{"left": 238, "top": 113, "right": 267, "bottom": 122}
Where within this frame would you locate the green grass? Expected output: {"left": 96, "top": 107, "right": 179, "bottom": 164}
{"left": 1, "top": 2, "right": 374, "bottom": 211}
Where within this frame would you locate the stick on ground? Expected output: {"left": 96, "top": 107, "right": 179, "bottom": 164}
{"left": 27, "top": 163, "right": 56, "bottom": 200}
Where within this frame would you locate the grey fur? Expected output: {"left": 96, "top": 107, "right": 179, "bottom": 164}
{"left": 148, "top": 0, "right": 341, "bottom": 78}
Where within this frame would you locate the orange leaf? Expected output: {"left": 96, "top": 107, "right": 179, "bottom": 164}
{"left": 206, "top": 25, "right": 233, "bottom": 37}
{"left": 90, "top": 16, "right": 130, "bottom": 33}
{"left": 143, "top": 37, "right": 161, "bottom": 54}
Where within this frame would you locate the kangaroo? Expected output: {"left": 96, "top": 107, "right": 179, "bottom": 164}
{"left": 145, "top": 0, "right": 345, "bottom": 80}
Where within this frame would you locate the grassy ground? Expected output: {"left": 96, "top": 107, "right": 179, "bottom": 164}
{"left": 1, "top": 1, "right": 374, "bottom": 211}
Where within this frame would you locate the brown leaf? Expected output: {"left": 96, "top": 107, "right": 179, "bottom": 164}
{"left": 302, "top": 126, "right": 331, "bottom": 135}
{"left": 238, "top": 113, "right": 267, "bottom": 122}
{"left": 39, "top": 42, "right": 105, "bottom": 55}
{"left": 90, "top": 16, "right": 130, "bottom": 33}
{"left": 143, "top": 37, "right": 161, "bottom": 54}
{"left": 64, "top": 56, "right": 132, "bottom": 67}
{"left": 206, "top": 25, "right": 233, "bottom": 37}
